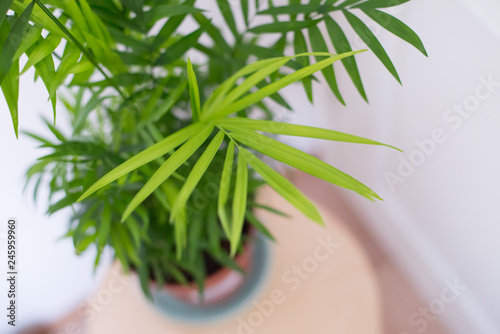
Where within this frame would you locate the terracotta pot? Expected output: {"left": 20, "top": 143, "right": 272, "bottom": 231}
{"left": 159, "top": 233, "right": 256, "bottom": 306}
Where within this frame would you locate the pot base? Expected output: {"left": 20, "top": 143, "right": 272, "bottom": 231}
{"left": 150, "top": 233, "right": 270, "bottom": 323}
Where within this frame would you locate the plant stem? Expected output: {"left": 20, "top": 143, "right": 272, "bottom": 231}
{"left": 34, "top": 0, "right": 128, "bottom": 100}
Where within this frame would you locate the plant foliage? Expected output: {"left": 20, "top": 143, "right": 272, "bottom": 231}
{"left": 1, "top": 0, "right": 425, "bottom": 297}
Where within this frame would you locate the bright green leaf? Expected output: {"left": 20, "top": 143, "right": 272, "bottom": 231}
{"left": 240, "top": 148, "right": 323, "bottom": 224}
{"left": 230, "top": 151, "right": 248, "bottom": 256}
{"left": 78, "top": 123, "right": 205, "bottom": 201}
{"left": 171, "top": 131, "right": 225, "bottom": 221}
{"left": 121, "top": 125, "right": 214, "bottom": 221}
{"left": 231, "top": 128, "right": 380, "bottom": 200}
{"left": 187, "top": 58, "right": 201, "bottom": 121}
{"left": 207, "top": 51, "right": 365, "bottom": 119}
{"left": 217, "top": 118, "right": 401, "bottom": 151}
{"left": 218, "top": 140, "right": 235, "bottom": 237}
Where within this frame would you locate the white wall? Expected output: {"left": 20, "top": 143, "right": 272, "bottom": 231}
{"left": 285, "top": 0, "right": 500, "bottom": 333}
{"left": 0, "top": 68, "right": 112, "bottom": 333}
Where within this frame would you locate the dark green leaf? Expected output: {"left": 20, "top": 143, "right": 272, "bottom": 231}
{"left": 294, "top": 31, "right": 313, "bottom": 102}
{"left": 249, "top": 19, "right": 321, "bottom": 34}
{"left": 308, "top": 25, "right": 346, "bottom": 104}
{"left": 1, "top": 59, "right": 19, "bottom": 137}
{"left": 216, "top": 0, "right": 239, "bottom": 38}
{"left": 155, "top": 25, "right": 206, "bottom": 65}
{"left": 324, "top": 16, "right": 367, "bottom": 101}
{"left": 258, "top": 4, "right": 331, "bottom": 16}
{"left": 241, "top": 0, "right": 249, "bottom": 27}
{"left": 362, "top": 9, "right": 427, "bottom": 56}
{"left": 353, "top": 0, "right": 411, "bottom": 8}
{"left": 98, "top": 205, "right": 111, "bottom": 250}
{"left": 0, "top": 1, "right": 35, "bottom": 85}
{"left": 0, "top": 0, "right": 14, "bottom": 28}
{"left": 142, "top": 5, "right": 203, "bottom": 23}
{"left": 344, "top": 10, "right": 401, "bottom": 84}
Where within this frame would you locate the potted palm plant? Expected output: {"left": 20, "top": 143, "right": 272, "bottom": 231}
{"left": 1, "top": 0, "right": 425, "bottom": 319}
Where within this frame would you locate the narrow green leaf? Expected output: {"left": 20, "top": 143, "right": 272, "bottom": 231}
{"left": 240, "top": 148, "right": 323, "bottom": 224}
{"left": 218, "top": 140, "right": 235, "bottom": 237}
{"left": 49, "top": 47, "right": 80, "bottom": 99}
{"left": 13, "top": 23, "right": 41, "bottom": 60}
{"left": 258, "top": 4, "right": 331, "bottom": 16}
{"left": 362, "top": 9, "right": 427, "bottom": 56}
{"left": 204, "top": 56, "right": 290, "bottom": 114}
{"left": 249, "top": 19, "right": 321, "bottom": 34}
{"left": 308, "top": 25, "right": 345, "bottom": 105}
{"left": 217, "top": 118, "right": 401, "bottom": 151}
{"left": 219, "top": 57, "right": 290, "bottom": 109}
{"left": 241, "top": 0, "right": 249, "bottom": 27}
{"left": 155, "top": 25, "right": 206, "bottom": 65}
{"left": 10, "top": 1, "right": 64, "bottom": 36}
{"left": 32, "top": 54, "right": 57, "bottom": 118}
{"left": 0, "top": 1, "right": 35, "bottom": 86}
{"left": 80, "top": 0, "right": 108, "bottom": 42}
{"left": 137, "top": 261, "right": 153, "bottom": 300}
{"left": 324, "top": 16, "right": 367, "bottom": 102}
{"left": 207, "top": 51, "right": 366, "bottom": 119}
{"left": 187, "top": 58, "right": 201, "bottom": 122}
{"left": 230, "top": 151, "right": 248, "bottom": 256}
{"left": 1, "top": 59, "right": 19, "bottom": 137}
{"left": 294, "top": 31, "right": 313, "bottom": 102}
{"left": 121, "top": 125, "right": 214, "bottom": 221}
{"left": 231, "top": 128, "right": 380, "bottom": 200}
{"left": 353, "top": 0, "right": 411, "bottom": 8}
{"left": 125, "top": 216, "right": 141, "bottom": 248}
{"left": 142, "top": 5, "right": 204, "bottom": 23}
{"left": 338, "top": 0, "right": 365, "bottom": 7}
{"left": 192, "top": 13, "right": 232, "bottom": 54}
{"left": 246, "top": 211, "right": 276, "bottom": 242}
{"left": 344, "top": 10, "right": 401, "bottom": 84}
{"left": 250, "top": 202, "right": 291, "bottom": 218}
{"left": 21, "top": 34, "right": 61, "bottom": 74}
{"left": 0, "top": 0, "right": 14, "bottom": 28}
{"left": 98, "top": 204, "right": 111, "bottom": 250}
{"left": 78, "top": 123, "right": 205, "bottom": 201}
{"left": 140, "top": 80, "right": 187, "bottom": 125}
{"left": 121, "top": 0, "right": 144, "bottom": 22}
{"left": 152, "top": 0, "right": 196, "bottom": 50}
{"left": 216, "top": 0, "right": 239, "bottom": 38}
{"left": 171, "top": 131, "right": 225, "bottom": 220}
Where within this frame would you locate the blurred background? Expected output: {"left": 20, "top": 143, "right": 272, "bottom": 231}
{"left": 1, "top": 0, "right": 500, "bottom": 333}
